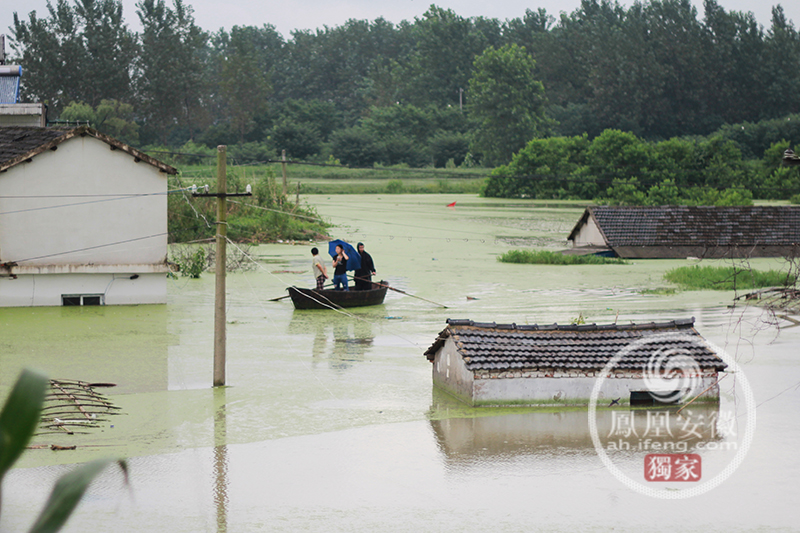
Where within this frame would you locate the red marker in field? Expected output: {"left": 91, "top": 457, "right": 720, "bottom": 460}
{"left": 446, "top": 201, "right": 456, "bottom": 208}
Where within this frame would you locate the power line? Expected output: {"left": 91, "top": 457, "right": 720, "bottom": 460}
{"left": 0, "top": 188, "right": 194, "bottom": 216}
{"left": 9, "top": 233, "right": 168, "bottom": 264}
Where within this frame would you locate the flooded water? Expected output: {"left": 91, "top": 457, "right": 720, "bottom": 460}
{"left": 1, "top": 194, "right": 798, "bottom": 531}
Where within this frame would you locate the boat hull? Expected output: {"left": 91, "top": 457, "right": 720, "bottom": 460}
{"left": 287, "top": 281, "right": 388, "bottom": 310}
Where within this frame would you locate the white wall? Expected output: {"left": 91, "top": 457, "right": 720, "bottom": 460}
{"left": 0, "top": 273, "right": 167, "bottom": 306}
{"left": 0, "top": 135, "right": 168, "bottom": 267}
{"left": 473, "top": 374, "right": 719, "bottom": 406}
{"left": 432, "top": 339, "right": 474, "bottom": 401}
{"left": 571, "top": 217, "right": 605, "bottom": 247}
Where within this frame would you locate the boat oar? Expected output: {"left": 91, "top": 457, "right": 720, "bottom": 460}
{"left": 268, "top": 281, "right": 336, "bottom": 301}
{"left": 351, "top": 276, "right": 448, "bottom": 308}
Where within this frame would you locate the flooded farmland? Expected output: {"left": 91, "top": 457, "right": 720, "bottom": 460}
{"left": 1, "top": 194, "right": 798, "bottom": 531}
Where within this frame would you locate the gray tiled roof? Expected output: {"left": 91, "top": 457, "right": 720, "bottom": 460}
{"left": 424, "top": 318, "right": 727, "bottom": 372}
{"left": 0, "top": 126, "right": 177, "bottom": 174}
{"left": 568, "top": 206, "right": 800, "bottom": 247}
{"left": 0, "top": 127, "right": 71, "bottom": 164}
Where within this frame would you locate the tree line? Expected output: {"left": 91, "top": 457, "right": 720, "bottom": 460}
{"left": 8, "top": 0, "right": 800, "bottom": 186}
{"left": 486, "top": 125, "right": 800, "bottom": 204}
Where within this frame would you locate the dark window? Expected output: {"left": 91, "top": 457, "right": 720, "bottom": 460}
{"left": 82, "top": 296, "right": 101, "bottom": 306}
{"left": 630, "top": 390, "right": 680, "bottom": 406}
{"left": 62, "top": 296, "right": 81, "bottom": 306}
{"left": 61, "top": 294, "right": 104, "bottom": 306}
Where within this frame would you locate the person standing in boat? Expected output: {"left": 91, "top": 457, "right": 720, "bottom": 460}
{"left": 311, "top": 247, "right": 328, "bottom": 290}
{"left": 332, "top": 244, "right": 349, "bottom": 291}
{"left": 354, "top": 242, "right": 376, "bottom": 291}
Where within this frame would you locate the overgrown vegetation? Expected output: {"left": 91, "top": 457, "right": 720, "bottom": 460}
{"left": 172, "top": 246, "right": 207, "bottom": 278}
{"left": 664, "top": 265, "right": 796, "bottom": 290}
{"left": 498, "top": 250, "right": 628, "bottom": 265}
{"left": 484, "top": 128, "right": 799, "bottom": 203}
{"left": 168, "top": 243, "right": 258, "bottom": 276}
{"left": 167, "top": 168, "right": 329, "bottom": 244}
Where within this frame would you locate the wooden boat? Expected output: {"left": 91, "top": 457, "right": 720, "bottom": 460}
{"left": 287, "top": 280, "right": 388, "bottom": 310}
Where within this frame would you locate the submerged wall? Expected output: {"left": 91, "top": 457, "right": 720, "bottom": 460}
{"left": 431, "top": 339, "right": 474, "bottom": 402}
{"left": 472, "top": 369, "right": 720, "bottom": 406}
{"left": 0, "top": 272, "right": 167, "bottom": 306}
{"left": 613, "top": 245, "right": 798, "bottom": 259}
{"left": 571, "top": 217, "right": 605, "bottom": 247}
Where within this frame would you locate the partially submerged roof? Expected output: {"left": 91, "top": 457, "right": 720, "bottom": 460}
{"left": 424, "top": 318, "right": 726, "bottom": 372}
{"left": 0, "top": 125, "right": 177, "bottom": 174}
{"left": 784, "top": 149, "right": 800, "bottom": 166}
{"left": 567, "top": 206, "right": 800, "bottom": 247}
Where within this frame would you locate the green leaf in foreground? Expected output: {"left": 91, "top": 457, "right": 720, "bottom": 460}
{"left": 664, "top": 265, "right": 797, "bottom": 290}
{"left": 0, "top": 369, "right": 48, "bottom": 481}
{"left": 498, "top": 249, "right": 628, "bottom": 265}
{"left": 28, "top": 458, "right": 128, "bottom": 533}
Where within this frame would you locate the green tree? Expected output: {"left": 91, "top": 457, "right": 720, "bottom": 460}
{"left": 646, "top": 179, "right": 681, "bottom": 205}
{"left": 219, "top": 26, "right": 272, "bottom": 143}
{"left": 585, "top": 129, "right": 654, "bottom": 187}
{"left": 468, "top": 44, "right": 547, "bottom": 166}
{"left": 485, "top": 134, "right": 591, "bottom": 198}
{"left": 11, "top": 0, "right": 136, "bottom": 113}
{"left": 404, "top": 7, "right": 500, "bottom": 107}
{"left": 60, "top": 99, "right": 140, "bottom": 144}
{"left": 136, "top": 0, "right": 208, "bottom": 144}
{"left": 430, "top": 132, "right": 470, "bottom": 168}
{"left": 73, "top": 0, "right": 138, "bottom": 106}
{"left": 601, "top": 177, "right": 648, "bottom": 205}
{"left": 271, "top": 119, "right": 321, "bottom": 159}
{"left": 330, "top": 127, "right": 382, "bottom": 167}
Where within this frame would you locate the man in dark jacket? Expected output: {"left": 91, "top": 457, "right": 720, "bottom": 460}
{"left": 354, "top": 242, "right": 376, "bottom": 291}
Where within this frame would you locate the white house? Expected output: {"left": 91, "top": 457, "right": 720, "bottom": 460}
{"left": 424, "top": 318, "right": 726, "bottom": 406}
{"left": 0, "top": 125, "right": 178, "bottom": 306}
{"left": 567, "top": 205, "right": 800, "bottom": 259}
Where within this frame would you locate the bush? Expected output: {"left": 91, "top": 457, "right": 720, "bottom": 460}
{"left": 498, "top": 249, "right": 628, "bottom": 265}
{"left": 271, "top": 119, "right": 321, "bottom": 160}
{"left": 330, "top": 127, "right": 382, "bottom": 167}
{"left": 378, "top": 135, "right": 430, "bottom": 167}
{"left": 173, "top": 246, "right": 208, "bottom": 278}
{"left": 386, "top": 180, "right": 404, "bottom": 193}
{"left": 227, "top": 142, "right": 275, "bottom": 164}
{"left": 664, "top": 265, "right": 796, "bottom": 290}
{"left": 431, "top": 132, "right": 470, "bottom": 168}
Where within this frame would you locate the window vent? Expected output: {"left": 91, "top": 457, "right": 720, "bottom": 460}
{"left": 61, "top": 294, "right": 104, "bottom": 306}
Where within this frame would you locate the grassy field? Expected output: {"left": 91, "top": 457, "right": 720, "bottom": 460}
{"left": 664, "top": 265, "right": 796, "bottom": 290}
{"left": 173, "top": 161, "right": 490, "bottom": 195}
{"left": 498, "top": 249, "right": 628, "bottom": 265}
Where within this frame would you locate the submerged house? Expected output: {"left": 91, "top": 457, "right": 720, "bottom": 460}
{"left": 567, "top": 205, "right": 800, "bottom": 259}
{"left": 424, "top": 318, "right": 726, "bottom": 406}
{"left": 0, "top": 126, "right": 178, "bottom": 306}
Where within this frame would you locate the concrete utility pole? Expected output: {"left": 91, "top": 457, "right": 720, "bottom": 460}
{"left": 193, "top": 145, "right": 252, "bottom": 387}
{"left": 281, "top": 149, "right": 288, "bottom": 196}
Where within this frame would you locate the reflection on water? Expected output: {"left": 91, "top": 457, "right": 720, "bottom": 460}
{"left": 288, "top": 311, "right": 374, "bottom": 371}
{"left": 430, "top": 388, "right": 726, "bottom": 480}
{"left": 214, "top": 388, "right": 229, "bottom": 533}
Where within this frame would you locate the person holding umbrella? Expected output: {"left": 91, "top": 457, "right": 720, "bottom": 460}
{"left": 332, "top": 244, "right": 350, "bottom": 291}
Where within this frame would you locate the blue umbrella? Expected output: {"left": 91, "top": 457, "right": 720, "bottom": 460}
{"left": 328, "top": 239, "right": 361, "bottom": 271}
